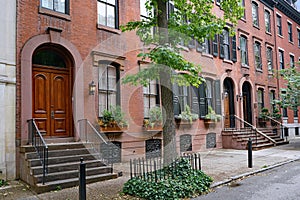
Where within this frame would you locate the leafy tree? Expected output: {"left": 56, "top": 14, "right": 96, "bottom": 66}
{"left": 121, "top": 0, "right": 243, "bottom": 164}
{"left": 275, "top": 63, "right": 300, "bottom": 111}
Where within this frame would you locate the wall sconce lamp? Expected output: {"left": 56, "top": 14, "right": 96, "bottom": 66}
{"left": 236, "top": 93, "right": 243, "bottom": 101}
{"left": 89, "top": 80, "right": 96, "bottom": 95}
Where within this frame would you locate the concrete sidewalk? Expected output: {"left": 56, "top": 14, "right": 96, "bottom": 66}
{"left": 1, "top": 138, "right": 300, "bottom": 200}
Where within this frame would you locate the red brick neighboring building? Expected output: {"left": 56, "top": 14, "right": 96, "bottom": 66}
{"left": 15, "top": 0, "right": 300, "bottom": 181}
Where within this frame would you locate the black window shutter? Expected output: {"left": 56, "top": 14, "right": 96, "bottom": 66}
{"left": 191, "top": 86, "right": 200, "bottom": 117}
{"left": 173, "top": 84, "right": 180, "bottom": 117}
{"left": 199, "top": 83, "right": 207, "bottom": 119}
{"left": 214, "top": 80, "right": 221, "bottom": 115}
{"left": 231, "top": 35, "right": 237, "bottom": 62}
{"left": 219, "top": 33, "right": 224, "bottom": 58}
{"left": 213, "top": 35, "right": 219, "bottom": 57}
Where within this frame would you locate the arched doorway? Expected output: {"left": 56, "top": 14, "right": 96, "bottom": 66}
{"left": 32, "top": 45, "right": 73, "bottom": 137}
{"left": 242, "top": 82, "right": 252, "bottom": 125}
{"left": 223, "top": 78, "right": 235, "bottom": 128}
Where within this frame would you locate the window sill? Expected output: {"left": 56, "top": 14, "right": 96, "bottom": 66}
{"left": 241, "top": 64, "right": 249, "bottom": 68}
{"left": 277, "top": 34, "right": 284, "bottom": 39}
{"left": 202, "top": 53, "right": 213, "bottom": 59}
{"left": 97, "top": 24, "right": 121, "bottom": 34}
{"left": 289, "top": 41, "right": 294, "bottom": 45}
{"left": 223, "top": 59, "right": 233, "bottom": 65}
{"left": 256, "top": 68, "right": 263, "bottom": 73}
{"left": 253, "top": 25, "right": 260, "bottom": 30}
{"left": 265, "top": 31, "right": 272, "bottom": 36}
{"left": 240, "top": 18, "right": 246, "bottom": 23}
{"left": 39, "top": 7, "right": 71, "bottom": 21}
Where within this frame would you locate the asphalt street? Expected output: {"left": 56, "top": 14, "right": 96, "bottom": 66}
{"left": 194, "top": 160, "right": 300, "bottom": 200}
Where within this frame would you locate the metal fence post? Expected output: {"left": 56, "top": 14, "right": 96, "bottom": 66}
{"left": 79, "top": 158, "right": 86, "bottom": 200}
{"left": 248, "top": 138, "right": 253, "bottom": 168}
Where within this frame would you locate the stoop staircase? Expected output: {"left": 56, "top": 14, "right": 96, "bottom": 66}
{"left": 222, "top": 115, "right": 289, "bottom": 150}
{"left": 223, "top": 127, "right": 288, "bottom": 150}
{"left": 20, "top": 142, "right": 118, "bottom": 193}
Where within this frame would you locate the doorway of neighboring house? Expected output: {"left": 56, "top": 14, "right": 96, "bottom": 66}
{"left": 32, "top": 46, "right": 73, "bottom": 137}
{"left": 223, "top": 78, "right": 235, "bottom": 128}
{"left": 242, "top": 82, "right": 252, "bottom": 126}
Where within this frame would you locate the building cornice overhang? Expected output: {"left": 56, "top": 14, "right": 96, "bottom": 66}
{"left": 275, "top": 0, "right": 300, "bottom": 25}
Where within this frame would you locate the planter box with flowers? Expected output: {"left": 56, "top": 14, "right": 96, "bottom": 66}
{"left": 143, "top": 107, "right": 163, "bottom": 132}
{"left": 175, "top": 106, "right": 198, "bottom": 129}
{"left": 271, "top": 107, "right": 282, "bottom": 127}
{"left": 258, "top": 107, "right": 270, "bottom": 128}
{"left": 204, "top": 106, "right": 221, "bottom": 128}
{"left": 98, "top": 106, "right": 128, "bottom": 133}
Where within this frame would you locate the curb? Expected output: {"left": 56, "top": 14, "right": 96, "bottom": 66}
{"left": 210, "top": 158, "right": 300, "bottom": 188}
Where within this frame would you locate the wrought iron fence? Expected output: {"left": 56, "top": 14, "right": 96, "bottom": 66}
{"left": 129, "top": 153, "right": 201, "bottom": 182}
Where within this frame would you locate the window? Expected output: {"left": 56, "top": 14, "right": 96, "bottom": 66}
{"left": 254, "top": 41, "right": 262, "bottom": 70}
{"left": 196, "top": 39, "right": 211, "bottom": 54}
{"left": 290, "top": 54, "right": 295, "bottom": 68}
{"left": 212, "top": 35, "right": 219, "bottom": 56}
{"left": 173, "top": 79, "right": 221, "bottom": 119}
{"left": 220, "top": 29, "right": 230, "bottom": 60}
{"left": 241, "top": 0, "right": 246, "bottom": 19}
{"left": 41, "top": 0, "right": 69, "bottom": 14}
{"left": 173, "top": 84, "right": 189, "bottom": 117}
{"left": 252, "top": 2, "right": 259, "bottom": 27}
{"left": 298, "top": 29, "right": 300, "bottom": 47}
{"left": 277, "top": 15, "right": 282, "bottom": 36}
{"left": 282, "top": 91, "right": 287, "bottom": 117}
{"left": 257, "top": 88, "right": 264, "bottom": 113}
{"left": 279, "top": 50, "right": 284, "bottom": 69}
{"left": 264, "top": 10, "right": 271, "bottom": 33}
{"left": 97, "top": 0, "right": 118, "bottom": 29}
{"left": 143, "top": 81, "right": 159, "bottom": 118}
{"left": 288, "top": 22, "right": 293, "bottom": 42}
{"left": 240, "top": 36, "right": 248, "bottom": 66}
{"left": 266, "top": 47, "right": 273, "bottom": 72}
{"left": 98, "top": 63, "right": 120, "bottom": 117}
{"left": 269, "top": 90, "right": 276, "bottom": 113}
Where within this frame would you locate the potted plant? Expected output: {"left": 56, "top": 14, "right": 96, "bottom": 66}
{"left": 98, "top": 105, "right": 128, "bottom": 132}
{"left": 175, "top": 105, "right": 198, "bottom": 128}
{"left": 204, "top": 106, "right": 221, "bottom": 128}
{"left": 143, "top": 107, "right": 163, "bottom": 131}
{"left": 258, "top": 107, "right": 270, "bottom": 127}
{"left": 271, "top": 107, "right": 282, "bottom": 126}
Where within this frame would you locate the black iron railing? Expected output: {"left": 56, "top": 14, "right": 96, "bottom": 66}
{"left": 233, "top": 115, "right": 276, "bottom": 144}
{"left": 129, "top": 153, "right": 201, "bottom": 182}
{"left": 78, "top": 119, "right": 114, "bottom": 169}
{"left": 266, "top": 116, "right": 289, "bottom": 141}
{"left": 27, "top": 119, "right": 48, "bottom": 185}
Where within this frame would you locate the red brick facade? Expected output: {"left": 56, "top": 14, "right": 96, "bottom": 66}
{"left": 16, "top": 0, "right": 300, "bottom": 179}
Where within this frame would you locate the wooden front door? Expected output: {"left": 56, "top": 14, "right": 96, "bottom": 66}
{"left": 32, "top": 66, "right": 71, "bottom": 137}
{"left": 224, "top": 93, "right": 230, "bottom": 128}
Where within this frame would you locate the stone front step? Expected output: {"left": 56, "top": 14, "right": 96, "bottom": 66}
{"left": 222, "top": 127, "right": 289, "bottom": 150}
{"left": 20, "top": 142, "right": 118, "bottom": 193}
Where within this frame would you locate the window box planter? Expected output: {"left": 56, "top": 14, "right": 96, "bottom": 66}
{"left": 99, "top": 125, "right": 127, "bottom": 133}
{"left": 204, "top": 119, "right": 217, "bottom": 128}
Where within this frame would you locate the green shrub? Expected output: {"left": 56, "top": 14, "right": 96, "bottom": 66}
{"left": 122, "top": 158, "right": 213, "bottom": 200}
{"left": 0, "top": 179, "right": 8, "bottom": 187}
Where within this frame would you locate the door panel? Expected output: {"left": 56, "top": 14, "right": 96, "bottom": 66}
{"left": 224, "top": 94, "right": 230, "bottom": 128}
{"left": 51, "top": 73, "right": 69, "bottom": 136}
{"left": 33, "top": 72, "right": 51, "bottom": 135}
{"left": 33, "top": 67, "right": 70, "bottom": 137}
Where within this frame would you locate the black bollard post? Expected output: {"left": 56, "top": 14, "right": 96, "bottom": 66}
{"left": 248, "top": 138, "right": 253, "bottom": 168}
{"left": 79, "top": 158, "right": 86, "bottom": 200}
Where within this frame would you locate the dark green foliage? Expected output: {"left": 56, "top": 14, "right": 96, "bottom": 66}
{"left": 0, "top": 179, "right": 8, "bottom": 187}
{"left": 122, "top": 158, "right": 213, "bottom": 200}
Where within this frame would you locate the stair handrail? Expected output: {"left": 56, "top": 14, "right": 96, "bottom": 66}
{"left": 78, "top": 119, "right": 114, "bottom": 167}
{"left": 78, "top": 119, "right": 107, "bottom": 144}
{"left": 27, "top": 119, "right": 48, "bottom": 185}
{"left": 234, "top": 115, "right": 276, "bottom": 144}
{"left": 265, "top": 115, "right": 287, "bottom": 128}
